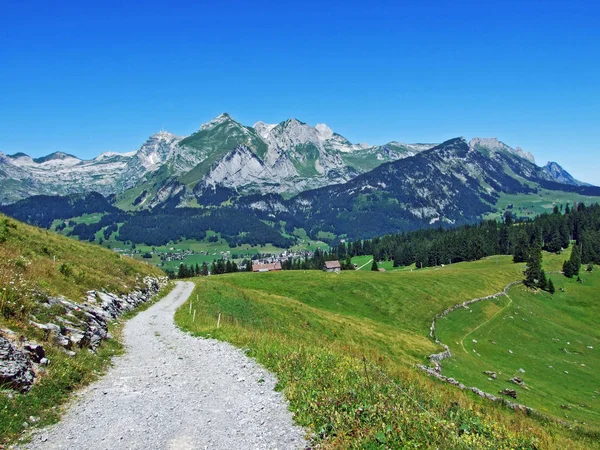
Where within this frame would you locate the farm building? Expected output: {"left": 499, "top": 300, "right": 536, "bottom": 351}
{"left": 252, "top": 262, "right": 282, "bottom": 273}
{"left": 323, "top": 260, "right": 342, "bottom": 273}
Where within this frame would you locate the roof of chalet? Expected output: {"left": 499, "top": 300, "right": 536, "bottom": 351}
{"left": 252, "top": 261, "right": 282, "bottom": 272}
{"left": 324, "top": 260, "right": 342, "bottom": 269}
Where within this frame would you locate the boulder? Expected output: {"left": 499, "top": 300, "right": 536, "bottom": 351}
{"left": 0, "top": 336, "right": 36, "bottom": 392}
{"left": 509, "top": 377, "right": 524, "bottom": 386}
{"left": 500, "top": 389, "right": 517, "bottom": 399}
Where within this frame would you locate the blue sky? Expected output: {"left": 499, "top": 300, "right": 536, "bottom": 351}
{"left": 1, "top": 0, "right": 599, "bottom": 184}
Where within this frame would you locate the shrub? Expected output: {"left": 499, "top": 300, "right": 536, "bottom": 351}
{"left": 58, "top": 263, "right": 73, "bottom": 277}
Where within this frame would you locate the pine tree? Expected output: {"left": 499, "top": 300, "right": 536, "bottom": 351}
{"left": 200, "top": 262, "right": 209, "bottom": 276}
{"left": 524, "top": 246, "right": 542, "bottom": 288}
{"left": 371, "top": 259, "right": 379, "bottom": 271}
{"left": 246, "top": 260, "right": 253, "bottom": 272}
{"left": 563, "top": 259, "right": 575, "bottom": 278}
{"left": 548, "top": 278, "right": 555, "bottom": 294}
{"left": 513, "top": 232, "right": 529, "bottom": 263}
{"left": 538, "top": 269, "right": 547, "bottom": 291}
{"left": 570, "top": 244, "right": 581, "bottom": 276}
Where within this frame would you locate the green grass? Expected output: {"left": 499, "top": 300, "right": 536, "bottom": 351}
{"left": 175, "top": 255, "right": 599, "bottom": 448}
{"left": 436, "top": 268, "right": 600, "bottom": 430}
{"left": 350, "top": 256, "right": 400, "bottom": 271}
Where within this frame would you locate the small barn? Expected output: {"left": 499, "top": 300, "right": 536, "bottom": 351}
{"left": 323, "top": 260, "right": 342, "bottom": 273}
{"left": 252, "top": 262, "right": 282, "bottom": 273}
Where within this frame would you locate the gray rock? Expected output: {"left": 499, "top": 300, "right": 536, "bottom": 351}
{"left": 23, "top": 343, "right": 46, "bottom": 363}
{"left": 0, "top": 336, "right": 36, "bottom": 392}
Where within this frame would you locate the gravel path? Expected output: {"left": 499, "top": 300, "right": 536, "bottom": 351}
{"left": 25, "top": 281, "right": 307, "bottom": 450}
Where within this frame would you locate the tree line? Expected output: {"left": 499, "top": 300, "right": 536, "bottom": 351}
{"left": 325, "top": 203, "right": 600, "bottom": 270}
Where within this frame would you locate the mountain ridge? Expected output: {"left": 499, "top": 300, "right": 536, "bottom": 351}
{"left": 0, "top": 113, "right": 589, "bottom": 206}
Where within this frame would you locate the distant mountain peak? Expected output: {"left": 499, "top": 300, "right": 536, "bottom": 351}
{"left": 469, "top": 137, "right": 535, "bottom": 163}
{"left": 33, "top": 152, "right": 80, "bottom": 164}
{"left": 543, "top": 161, "right": 586, "bottom": 186}
{"left": 95, "top": 151, "right": 136, "bottom": 161}
{"left": 151, "top": 130, "right": 179, "bottom": 140}
{"left": 253, "top": 121, "right": 277, "bottom": 140}
{"left": 200, "top": 112, "right": 234, "bottom": 131}
{"left": 7, "top": 152, "right": 29, "bottom": 159}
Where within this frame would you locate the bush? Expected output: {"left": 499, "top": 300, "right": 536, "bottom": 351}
{"left": 58, "top": 263, "right": 73, "bottom": 277}
{"left": 587, "top": 263, "right": 594, "bottom": 272}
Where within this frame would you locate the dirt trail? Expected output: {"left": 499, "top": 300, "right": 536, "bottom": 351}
{"left": 25, "top": 281, "right": 306, "bottom": 450}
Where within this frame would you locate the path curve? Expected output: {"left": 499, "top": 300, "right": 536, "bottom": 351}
{"left": 25, "top": 281, "right": 307, "bottom": 450}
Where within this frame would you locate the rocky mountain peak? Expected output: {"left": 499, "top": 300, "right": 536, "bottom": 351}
{"left": 543, "top": 161, "right": 583, "bottom": 186}
{"left": 33, "top": 152, "right": 80, "bottom": 164}
{"left": 315, "top": 123, "right": 334, "bottom": 141}
{"left": 200, "top": 112, "right": 234, "bottom": 131}
{"left": 469, "top": 137, "right": 535, "bottom": 163}
{"left": 514, "top": 146, "right": 535, "bottom": 163}
{"left": 253, "top": 121, "right": 277, "bottom": 140}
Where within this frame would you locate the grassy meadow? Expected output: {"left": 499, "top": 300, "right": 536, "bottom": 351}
{"left": 436, "top": 268, "right": 599, "bottom": 429}
{"left": 176, "top": 253, "right": 599, "bottom": 448}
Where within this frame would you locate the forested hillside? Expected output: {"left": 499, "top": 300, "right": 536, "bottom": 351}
{"left": 327, "top": 203, "right": 600, "bottom": 269}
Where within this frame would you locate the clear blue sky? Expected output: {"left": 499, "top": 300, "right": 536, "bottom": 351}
{"left": 1, "top": 0, "right": 599, "bottom": 184}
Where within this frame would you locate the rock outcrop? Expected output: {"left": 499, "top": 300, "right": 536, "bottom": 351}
{"left": 0, "top": 275, "right": 168, "bottom": 392}
{"left": 0, "top": 333, "right": 36, "bottom": 392}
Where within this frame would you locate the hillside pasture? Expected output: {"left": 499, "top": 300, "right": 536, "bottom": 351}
{"left": 176, "top": 254, "right": 599, "bottom": 448}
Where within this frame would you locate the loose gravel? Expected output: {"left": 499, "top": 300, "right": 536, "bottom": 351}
{"left": 25, "top": 281, "right": 307, "bottom": 449}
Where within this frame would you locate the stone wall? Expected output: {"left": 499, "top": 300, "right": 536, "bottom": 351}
{"left": 0, "top": 275, "right": 168, "bottom": 392}
{"left": 419, "top": 280, "right": 540, "bottom": 413}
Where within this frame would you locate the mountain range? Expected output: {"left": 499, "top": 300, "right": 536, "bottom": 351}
{"left": 1, "top": 113, "right": 598, "bottom": 244}
{"left": 0, "top": 113, "right": 585, "bottom": 207}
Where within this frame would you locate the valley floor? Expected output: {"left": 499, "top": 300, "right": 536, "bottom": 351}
{"left": 23, "top": 282, "right": 306, "bottom": 450}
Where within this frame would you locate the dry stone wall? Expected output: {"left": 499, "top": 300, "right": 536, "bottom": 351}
{"left": 420, "top": 281, "right": 538, "bottom": 413}
{"left": 0, "top": 275, "right": 168, "bottom": 392}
